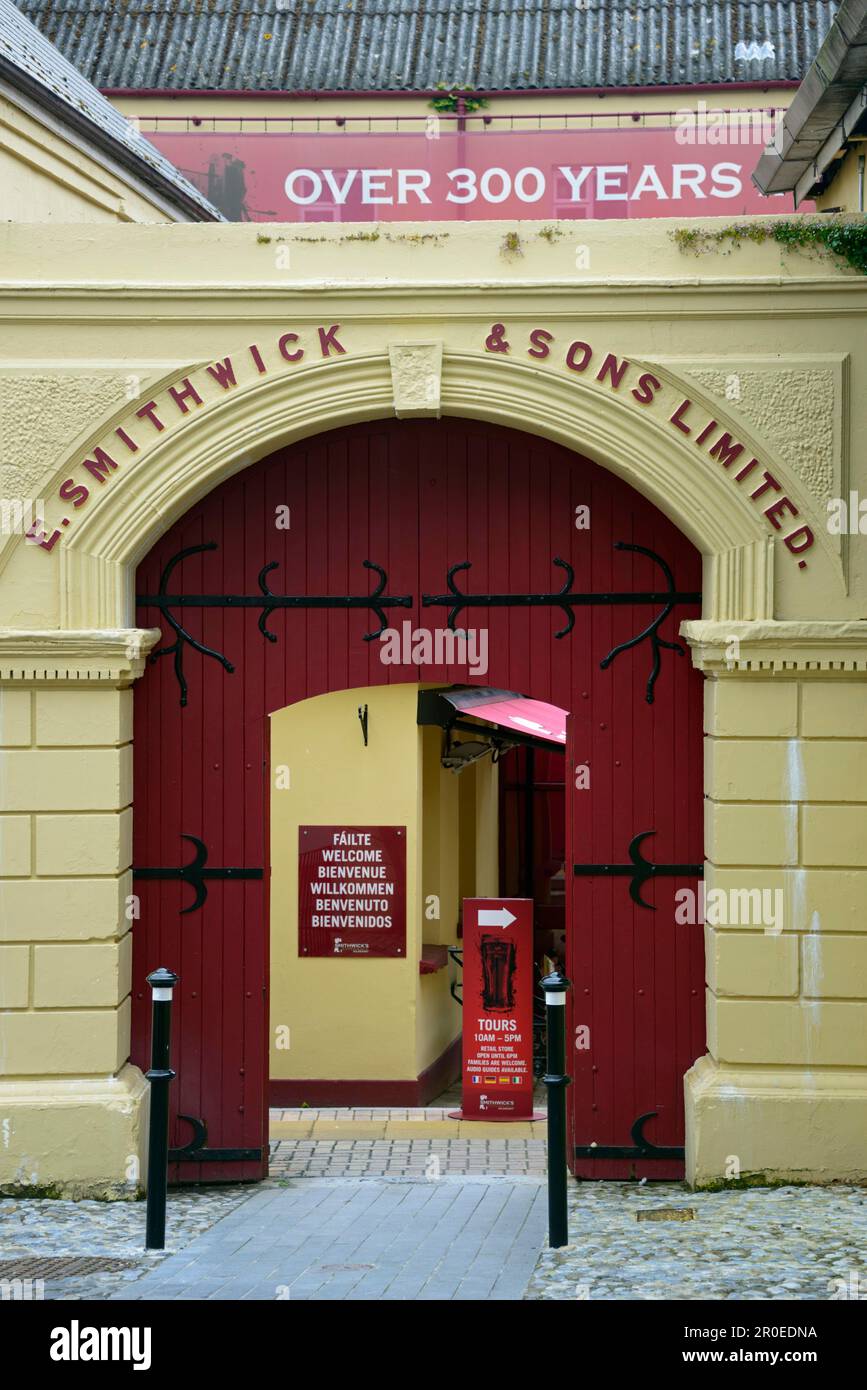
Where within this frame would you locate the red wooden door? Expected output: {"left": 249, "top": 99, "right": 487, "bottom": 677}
{"left": 132, "top": 417, "right": 703, "bottom": 1182}
{"left": 565, "top": 504, "right": 705, "bottom": 1179}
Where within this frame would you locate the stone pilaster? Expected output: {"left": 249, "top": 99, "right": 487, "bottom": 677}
{"left": 683, "top": 621, "right": 867, "bottom": 1186}
{"left": 0, "top": 630, "right": 157, "bottom": 1197}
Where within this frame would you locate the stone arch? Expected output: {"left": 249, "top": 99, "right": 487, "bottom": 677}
{"left": 6, "top": 344, "right": 834, "bottom": 628}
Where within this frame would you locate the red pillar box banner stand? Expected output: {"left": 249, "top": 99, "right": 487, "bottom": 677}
{"left": 298, "top": 826, "right": 406, "bottom": 958}
{"left": 451, "top": 898, "right": 542, "bottom": 1121}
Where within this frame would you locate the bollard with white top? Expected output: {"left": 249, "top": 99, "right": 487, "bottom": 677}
{"left": 541, "top": 969, "right": 572, "bottom": 1247}
{"left": 145, "top": 966, "right": 179, "bottom": 1251}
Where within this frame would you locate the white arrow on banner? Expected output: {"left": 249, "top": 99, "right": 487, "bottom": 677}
{"left": 478, "top": 906, "right": 517, "bottom": 928}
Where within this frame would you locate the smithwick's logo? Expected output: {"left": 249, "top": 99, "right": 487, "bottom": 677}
{"left": 49, "top": 1320, "right": 152, "bottom": 1370}
{"left": 479, "top": 1093, "right": 514, "bottom": 1111}
{"left": 332, "top": 936, "right": 368, "bottom": 955}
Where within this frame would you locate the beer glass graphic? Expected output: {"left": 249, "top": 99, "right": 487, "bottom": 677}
{"left": 480, "top": 934, "right": 516, "bottom": 1010}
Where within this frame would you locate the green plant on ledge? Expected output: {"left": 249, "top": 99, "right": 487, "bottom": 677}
{"left": 430, "top": 85, "right": 489, "bottom": 114}
{"left": 501, "top": 230, "right": 523, "bottom": 257}
{"left": 671, "top": 216, "right": 867, "bottom": 275}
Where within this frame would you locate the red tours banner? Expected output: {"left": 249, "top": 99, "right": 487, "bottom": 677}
{"left": 459, "top": 898, "right": 535, "bottom": 1120}
{"left": 148, "top": 127, "right": 795, "bottom": 223}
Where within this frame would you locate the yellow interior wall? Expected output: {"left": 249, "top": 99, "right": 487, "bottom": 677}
{"left": 458, "top": 760, "right": 479, "bottom": 911}
{"left": 417, "top": 731, "right": 501, "bottom": 1075}
{"left": 418, "top": 724, "right": 463, "bottom": 1074}
{"left": 456, "top": 748, "right": 500, "bottom": 904}
{"left": 474, "top": 755, "right": 500, "bottom": 895}
{"left": 420, "top": 723, "right": 460, "bottom": 946}
{"left": 270, "top": 683, "right": 422, "bottom": 1082}
{"left": 269, "top": 683, "right": 499, "bottom": 1083}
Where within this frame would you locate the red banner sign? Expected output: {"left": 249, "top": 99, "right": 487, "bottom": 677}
{"left": 298, "top": 825, "right": 406, "bottom": 958}
{"left": 459, "top": 898, "right": 535, "bottom": 1119}
{"left": 148, "top": 128, "right": 798, "bottom": 223}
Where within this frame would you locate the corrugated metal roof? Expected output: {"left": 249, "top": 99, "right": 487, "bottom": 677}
{"left": 16, "top": 1, "right": 840, "bottom": 95}
{"left": 0, "top": 0, "right": 220, "bottom": 215}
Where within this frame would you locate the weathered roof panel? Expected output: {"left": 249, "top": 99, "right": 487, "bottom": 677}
{"left": 1, "top": 0, "right": 221, "bottom": 216}
{"left": 16, "top": 1, "right": 840, "bottom": 94}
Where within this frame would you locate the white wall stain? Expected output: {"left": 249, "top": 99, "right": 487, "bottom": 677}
{"left": 791, "top": 866, "right": 807, "bottom": 933}
{"left": 801, "top": 908, "right": 824, "bottom": 1076}
{"left": 786, "top": 740, "right": 820, "bottom": 1077}
{"left": 785, "top": 738, "right": 804, "bottom": 867}
{"left": 787, "top": 738, "right": 805, "bottom": 803}
{"left": 803, "top": 918, "right": 825, "bottom": 1000}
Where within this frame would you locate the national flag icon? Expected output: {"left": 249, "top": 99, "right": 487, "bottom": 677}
{"left": 483, "top": 1075, "right": 497, "bottom": 1084}
{"left": 471, "top": 1074, "right": 481, "bottom": 1084}
{"left": 511, "top": 1076, "right": 522, "bottom": 1084}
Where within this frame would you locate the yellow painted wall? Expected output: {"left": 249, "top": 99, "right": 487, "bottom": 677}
{"left": 421, "top": 723, "right": 460, "bottom": 946}
{"left": 683, "top": 661, "right": 867, "bottom": 1184}
{"left": 0, "top": 96, "right": 191, "bottom": 224}
{"left": 0, "top": 219, "right": 861, "bottom": 628}
{"left": 269, "top": 686, "right": 498, "bottom": 1085}
{"left": 1, "top": 212, "right": 867, "bottom": 1190}
{"left": 815, "top": 146, "right": 866, "bottom": 214}
{"left": 474, "top": 756, "right": 500, "bottom": 897}
{"left": 0, "top": 682, "right": 144, "bottom": 1198}
{"left": 417, "top": 726, "right": 499, "bottom": 1075}
{"left": 270, "top": 684, "right": 422, "bottom": 1082}
{"left": 457, "top": 748, "right": 500, "bottom": 906}
{"left": 458, "top": 766, "right": 477, "bottom": 910}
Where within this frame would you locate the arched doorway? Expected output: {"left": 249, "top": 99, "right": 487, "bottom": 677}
{"left": 132, "top": 416, "right": 704, "bottom": 1182}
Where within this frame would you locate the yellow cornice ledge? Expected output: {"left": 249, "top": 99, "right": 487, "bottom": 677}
{"left": 682, "top": 619, "right": 867, "bottom": 675}
{"left": 0, "top": 627, "right": 161, "bottom": 683}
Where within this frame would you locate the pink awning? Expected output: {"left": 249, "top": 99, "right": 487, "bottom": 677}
{"left": 442, "top": 688, "right": 567, "bottom": 746}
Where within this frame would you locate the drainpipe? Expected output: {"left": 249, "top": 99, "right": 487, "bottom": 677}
{"left": 456, "top": 94, "right": 467, "bottom": 222}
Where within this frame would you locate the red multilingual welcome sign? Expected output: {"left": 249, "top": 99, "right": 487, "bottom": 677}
{"left": 148, "top": 127, "right": 798, "bottom": 223}
{"left": 298, "top": 825, "right": 406, "bottom": 958}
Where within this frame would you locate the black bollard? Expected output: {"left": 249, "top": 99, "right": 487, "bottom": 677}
{"left": 145, "top": 967, "right": 179, "bottom": 1251}
{"left": 541, "top": 969, "right": 571, "bottom": 1248}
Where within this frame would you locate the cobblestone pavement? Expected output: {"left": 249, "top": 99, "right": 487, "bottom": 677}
{"left": 526, "top": 1182, "right": 867, "bottom": 1301}
{"left": 0, "top": 1187, "right": 252, "bottom": 1301}
{"left": 269, "top": 1138, "right": 548, "bottom": 1176}
{"left": 114, "top": 1176, "right": 547, "bottom": 1301}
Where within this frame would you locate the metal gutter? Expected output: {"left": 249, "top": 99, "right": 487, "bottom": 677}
{"left": 795, "top": 80, "right": 867, "bottom": 202}
{"left": 753, "top": 0, "right": 867, "bottom": 199}
{"left": 102, "top": 81, "right": 802, "bottom": 102}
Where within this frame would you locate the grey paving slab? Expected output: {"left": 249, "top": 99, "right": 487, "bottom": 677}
{"left": 114, "top": 1176, "right": 546, "bottom": 1301}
